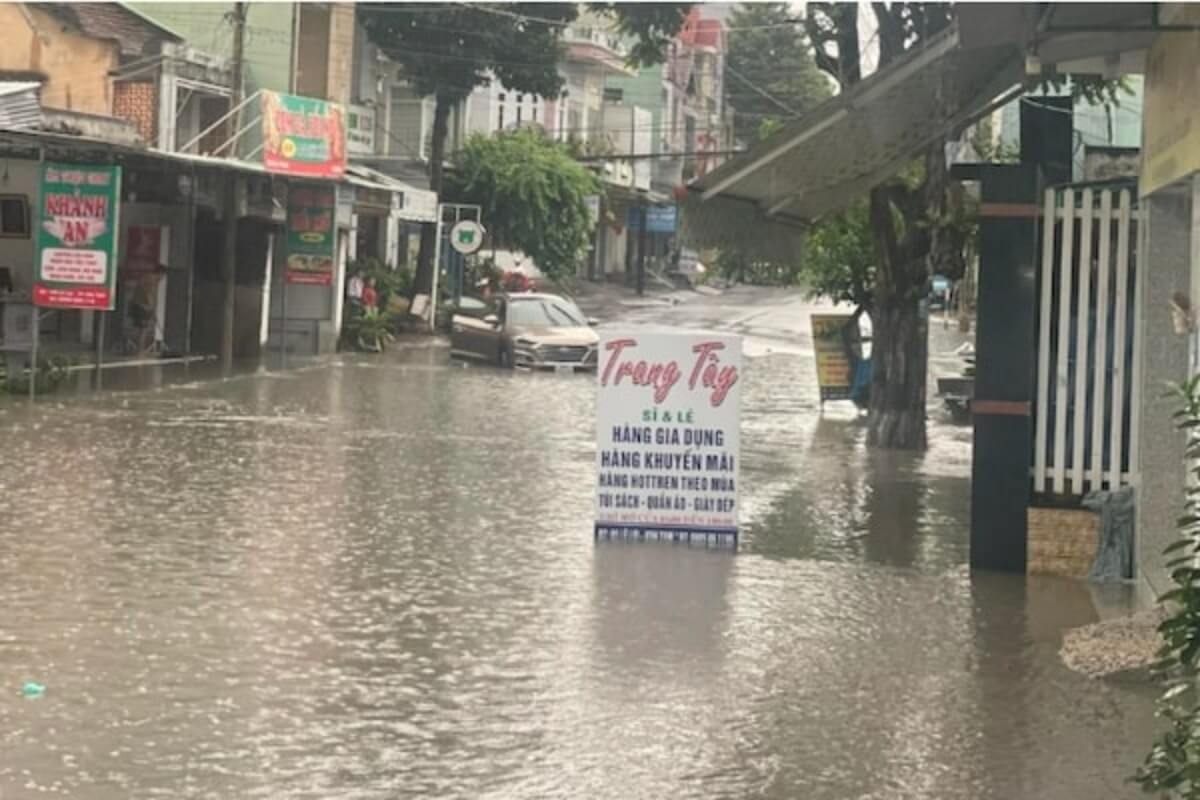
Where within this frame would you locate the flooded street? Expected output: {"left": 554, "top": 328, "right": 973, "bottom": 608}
{"left": 0, "top": 288, "right": 1156, "bottom": 799}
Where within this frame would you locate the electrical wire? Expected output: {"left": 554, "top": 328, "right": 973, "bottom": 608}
{"left": 454, "top": 3, "right": 574, "bottom": 29}
{"left": 724, "top": 63, "right": 800, "bottom": 117}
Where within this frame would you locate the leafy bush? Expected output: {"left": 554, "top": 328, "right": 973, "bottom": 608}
{"left": 343, "top": 306, "right": 397, "bottom": 353}
{"left": 348, "top": 257, "right": 413, "bottom": 316}
{"left": 1136, "top": 374, "right": 1200, "bottom": 797}
{"left": 801, "top": 201, "right": 875, "bottom": 311}
{"left": 447, "top": 129, "right": 601, "bottom": 281}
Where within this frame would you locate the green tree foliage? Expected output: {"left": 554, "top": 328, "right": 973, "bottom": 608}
{"left": 725, "top": 2, "right": 832, "bottom": 146}
{"left": 802, "top": 203, "right": 874, "bottom": 312}
{"left": 359, "top": 4, "right": 690, "bottom": 299}
{"left": 448, "top": 129, "right": 602, "bottom": 281}
{"left": 1136, "top": 375, "right": 1200, "bottom": 797}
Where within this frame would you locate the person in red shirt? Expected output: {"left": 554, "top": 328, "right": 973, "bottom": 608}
{"left": 361, "top": 277, "right": 378, "bottom": 311}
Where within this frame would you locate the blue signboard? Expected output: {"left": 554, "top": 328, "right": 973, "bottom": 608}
{"left": 626, "top": 205, "right": 678, "bottom": 234}
{"left": 645, "top": 206, "right": 677, "bottom": 234}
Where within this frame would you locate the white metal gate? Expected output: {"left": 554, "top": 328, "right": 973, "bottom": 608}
{"left": 1032, "top": 184, "right": 1144, "bottom": 497}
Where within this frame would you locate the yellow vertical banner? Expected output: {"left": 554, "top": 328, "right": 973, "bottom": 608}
{"left": 1142, "top": 8, "right": 1200, "bottom": 196}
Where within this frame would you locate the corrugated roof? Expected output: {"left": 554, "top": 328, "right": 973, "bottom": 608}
{"left": 0, "top": 82, "right": 41, "bottom": 98}
{"left": 38, "top": 2, "right": 180, "bottom": 58}
{"left": 0, "top": 83, "right": 41, "bottom": 131}
{"left": 692, "top": 25, "right": 1024, "bottom": 223}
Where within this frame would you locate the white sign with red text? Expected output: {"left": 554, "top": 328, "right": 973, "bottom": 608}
{"left": 595, "top": 332, "right": 742, "bottom": 547}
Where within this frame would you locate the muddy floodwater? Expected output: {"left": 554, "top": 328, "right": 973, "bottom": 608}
{"left": 0, "top": 290, "right": 1158, "bottom": 798}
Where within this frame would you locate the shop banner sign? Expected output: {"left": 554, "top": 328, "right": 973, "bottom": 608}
{"left": 262, "top": 91, "right": 346, "bottom": 179}
{"left": 1141, "top": 5, "right": 1200, "bottom": 196}
{"left": 34, "top": 163, "right": 122, "bottom": 310}
{"left": 811, "top": 313, "right": 854, "bottom": 402}
{"left": 646, "top": 205, "right": 677, "bottom": 234}
{"left": 626, "top": 206, "right": 678, "bottom": 234}
{"left": 286, "top": 183, "right": 336, "bottom": 285}
{"left": 347, "top": 104, "right": 376, "bottom": 156}
{"left": 595, "top": 332, "right": 742, "bottom": 547}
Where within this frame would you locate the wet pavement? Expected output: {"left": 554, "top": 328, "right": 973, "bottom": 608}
{"left": 0, "top": 287, "right": 1157, "bottom": 798}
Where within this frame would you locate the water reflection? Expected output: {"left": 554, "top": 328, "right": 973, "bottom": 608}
{"left": 0, "top": 342, "right": 1158, "bottom": 799}
{"left": 744, "top": 416, "right": 969, "bottom": 570}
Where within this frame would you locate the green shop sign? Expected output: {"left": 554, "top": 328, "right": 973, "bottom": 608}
{"left": 286, "top": 183, "right": 337, "bottom": 285}
{"left": 34, "top": 163, "right": 122, "bottom": 310}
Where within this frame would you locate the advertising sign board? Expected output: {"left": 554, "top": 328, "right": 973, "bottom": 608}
{"left": 286, "top": 182, "right": 337, "bottom": 285}
{"left": 811, "top": 314, "right": 856, "bottom": 402}
{"left": 595, "top": 332, "right": 742, "bottom": 547}
{"left": 34, "top": 163, "right": 122, "bottom": 310}
{"left": 262, "top": 91, "right": 347, "bottom": 179}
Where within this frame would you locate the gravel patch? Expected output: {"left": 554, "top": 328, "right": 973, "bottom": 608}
{"left": 1060, "top": 609, "right": 1165, "bottom": 680}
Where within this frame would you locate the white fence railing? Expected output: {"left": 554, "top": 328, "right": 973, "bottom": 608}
{"left": 1032, "top": 185, "right": 1144, "bottom": 497}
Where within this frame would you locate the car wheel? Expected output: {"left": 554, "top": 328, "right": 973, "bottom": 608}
{"left": 498, "top": 346, "right": 512, "bottom": 369}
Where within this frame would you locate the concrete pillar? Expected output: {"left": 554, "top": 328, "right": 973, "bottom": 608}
{"left": 259, "top": 231, "right": 273, "bottom": 348}
{"left": 1136, "top": 187, "right": 1192, "bottom": 599}
{"left": 969, "top": 164, "right": 1040, "bottom": 572}
{"left": 386, "top": 209, "right": 400, "bottom": 268}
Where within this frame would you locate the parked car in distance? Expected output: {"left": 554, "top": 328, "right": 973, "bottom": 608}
{"left": 929, "top": 274, "right": 952, "bottom": 310}
{"left": 450, "top": 293, "right": 599, "bottom": 372}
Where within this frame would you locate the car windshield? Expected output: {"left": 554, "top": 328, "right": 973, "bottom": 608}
{"left": 507, "top": 298, "right": 586, "bottom": 328}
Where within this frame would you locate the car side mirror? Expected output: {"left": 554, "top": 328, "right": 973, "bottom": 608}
{"left": 483, "top": 313, "right": 500, "bottom": 327}
{"left": 587, "top": 317, "right": 599, "bottom": 327}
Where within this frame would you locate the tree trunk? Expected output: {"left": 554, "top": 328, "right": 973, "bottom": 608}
{"left": 412, "top": 94, "right": 453, "bottom": 299}
{"left": 865, "top": 137, "right": 956, "bottom": 449}
{"left": 866, "top": 274, "right": 928, "bottom": 449}
{"left": 865, "top": 185, "right": 928, "bottom": 450}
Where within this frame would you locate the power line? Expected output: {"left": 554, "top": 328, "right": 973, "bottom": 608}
{"left": 725, "top": 63, "right": 800, "bottom": 117}
{"left": 454, "top": 2, "right": 573, "bottom": 29}
{"left": 575, "top": 149, "right": 745, "bottom": 162}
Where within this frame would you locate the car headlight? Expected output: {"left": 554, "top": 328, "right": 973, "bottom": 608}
{"left": 514, "top": 337, "right": 539, "bottom": 349}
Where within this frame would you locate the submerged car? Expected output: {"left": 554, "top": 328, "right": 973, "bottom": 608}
{"left": 450, "top": 293, "right": 599, "bottom": 371}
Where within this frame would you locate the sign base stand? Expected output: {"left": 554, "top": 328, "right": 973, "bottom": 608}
{"left": 595, "top": 524, "right": 738, "bottom": 550}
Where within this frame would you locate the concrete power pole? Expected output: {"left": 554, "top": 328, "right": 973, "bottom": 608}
{"left": 220, "top": 2, "right": 247, "bottom": 372}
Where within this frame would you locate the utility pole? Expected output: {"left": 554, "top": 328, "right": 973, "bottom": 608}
{"left": 636, "top": 197, "right": 647, "bottom": 297}
{"left": 220, "top": 2, "right": 246, "bottom": 372}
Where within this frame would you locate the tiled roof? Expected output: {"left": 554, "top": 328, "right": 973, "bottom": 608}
{"left": 36, "top": 2, "right": 180, "bottom": 58}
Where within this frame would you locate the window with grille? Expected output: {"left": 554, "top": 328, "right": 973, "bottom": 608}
{"left": 0, "top": 195, "right": 29, "bottom": 238}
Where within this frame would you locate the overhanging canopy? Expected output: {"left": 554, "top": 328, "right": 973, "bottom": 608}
{"left": 957, "top": 3, "right": 1156, "bottom": 75}
{"left": 692, "top": 24, "right": 1024, "bottom": 223}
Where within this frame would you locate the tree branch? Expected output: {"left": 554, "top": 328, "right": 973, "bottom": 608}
{"left": 804, "top": 3, "right": 860, "bottom": 89}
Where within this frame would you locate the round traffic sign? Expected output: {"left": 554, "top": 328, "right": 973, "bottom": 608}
{"left": 449, "top": 220, "right": 485, "bottom": 255}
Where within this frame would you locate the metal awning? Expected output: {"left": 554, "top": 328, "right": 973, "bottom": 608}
{"left": 345, "top": 163, "right": 438, "bottom": 223}
{"left": 958, "top": 3, "right": 1156, "bottom": 74}
{"left": 692, "top": 24, "right": 1025, "bottom": 223}
{"left": 0, "top": 127, "right": 441, "bottom": 223}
